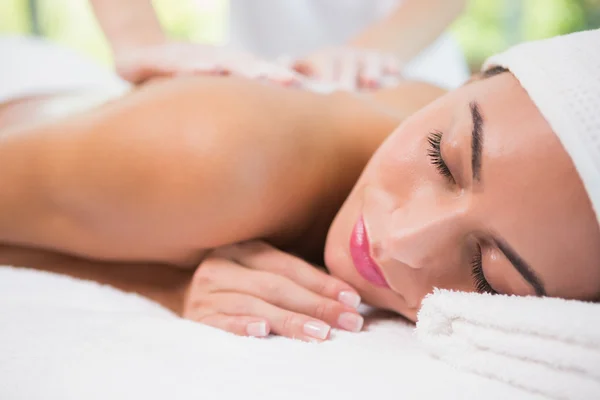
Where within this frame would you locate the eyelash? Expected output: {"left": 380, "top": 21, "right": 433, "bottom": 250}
{"left": 427, "top": 130, "right": 455, "bottom": 184}
{"left": 427, "top": 131, "right": 495, "bottom": 294}
{"left": 471, "top": 245, "right": 497, "bottom": 294}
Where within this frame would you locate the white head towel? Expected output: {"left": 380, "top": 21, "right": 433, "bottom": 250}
{"left": 483, "top": 28, "right": 600, "bottom": 227}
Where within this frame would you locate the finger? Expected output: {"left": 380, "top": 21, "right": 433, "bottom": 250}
{"left": 216, "top": 242, "right": 362, "bottom": 309}
{"left": 318, "top": 54, "right": 338, "bottom": 83}
{"left": 115, "top": 48, "right": 171, "bottom": 84}
{"left": 196, "top": 314, "right": 271, "bottom": 338}
{"left": 197, "top": 259, "right": 363, "bottom": 332}
{"left": 174, "top": 68, "right": 222, "bottom": 80}
{"left": 337, "top": 51, "right": 359, "bottom": 91}
{"left": 383, "top": 54, "right": 403, "bottom": 76}
{"left": 116, "top": 61, "right": 155, "bottom": 84}
{"left": 132, "top": 66, "right": 178, "bottom": 85}
{"left": 117, "top": 56, "right": 180, "bottom": 85}
{"left": 360, "top": 51, "right": 382, "bottom": 90}
{"left": 267, "top": 60, "right": 305, "bottom": 86}
{"left": 227, "top": 61, "right": 265, "bottom": 80}
{"left": 291, "top": 59, "right": 315, "bottom": 77}
{"left": 186, "top": 61, "right": 223, "bottom": 75}
{"left": 380, "top": 55, "right": 404, "bottom": 89}
{"left": 207, "top": 292, "right": 332, "bottom": 342}
{"left": 245, "top": 269, "right": 364, "bottom": 333}
{"left": 256, "top": 64, "right": 301, "bottom": 86}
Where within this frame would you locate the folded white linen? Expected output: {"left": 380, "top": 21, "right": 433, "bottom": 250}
{"left": 0, "top": 266, "right": 542, "bottom": 400}
{"left": 416, "top": 289, "right": 600, "bottom": 400}
{"left": 0, "top": 36, "right": 129, "bottom": 104}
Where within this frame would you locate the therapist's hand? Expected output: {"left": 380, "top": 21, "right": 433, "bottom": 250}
{"left": 182, "top": 240, "right": 363, "bottom": 342}
{"left": 289, "top": 47, "right": 404, "bottom": 91}
{"left": 115, "top": 42, "right": 302, "bottom": 86}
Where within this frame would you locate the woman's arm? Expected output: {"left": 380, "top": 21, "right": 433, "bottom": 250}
{"left": 0, "top": 244, "right": 190, "bottom": 314}
{"left": 350, "top": 0, "right": 467, "bottom": 62}
{"left": 0, "top": 238, "right": 364, "bottom": 341}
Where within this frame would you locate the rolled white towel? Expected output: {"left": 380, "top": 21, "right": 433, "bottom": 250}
{"left": 416, "top": 289, "right": 600, "bottom": 400}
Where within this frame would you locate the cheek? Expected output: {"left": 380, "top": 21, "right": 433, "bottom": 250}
{"left": 326, "top": 124, "right": 423, "bottom": 253}
{"left": 366, "top": 92, "right": 456, "bottom": 188}
{"left": 353, "top": 92, "right": 456, "bottom": 211}
{"left": 363, "top": 123, "right": 426, "bottom": 196}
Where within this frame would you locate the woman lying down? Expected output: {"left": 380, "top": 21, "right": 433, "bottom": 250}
{"left": 0, "top": 29, "right": 598, "bottom": 342}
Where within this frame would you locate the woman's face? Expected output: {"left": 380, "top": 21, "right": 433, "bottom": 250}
{"left": 325, "top": 72, "right": 600, "bottom": 321}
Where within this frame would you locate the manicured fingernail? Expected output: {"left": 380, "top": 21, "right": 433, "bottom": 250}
{"left": 246, "top": 321, "right": 268, "bottom": 337}
{"left": 338, "top": 312, "right": 364, "bottom": 333}
{"left": 338, "top": 291, "right": 361, "bottom": 309}
{"left": 303, "top": 321, "right": 330, "bottom": 340}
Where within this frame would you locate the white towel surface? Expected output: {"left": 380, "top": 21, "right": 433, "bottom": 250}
{"left": 0, "top": 266, "right": 544, "bottom": 400}
{"left": 0, "top": 36, "right": 129, "bottom": 104}
{"left": 416, "top": 289, "right": 600, "bottom": 400}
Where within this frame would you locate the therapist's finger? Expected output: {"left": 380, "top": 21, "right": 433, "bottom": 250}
{"left": 237, "top": 61, "right": 300, "bottom": 86}
{"left": 319, "top": 56, "right": 338, "bottom": 84}
{"left": 291, "top": 60, "right": 315, "bottom": 77}
{"left": 383, "top": 54, "right": 403, "bottom": 76}
{"left": 360, "top": 51, "right": 383, "bottom": 90}
{"left": 337, "top": 52, "right": 359, "bottom": 91}
{"left": 175, "top": 62, "right": 226, "bottom": 77}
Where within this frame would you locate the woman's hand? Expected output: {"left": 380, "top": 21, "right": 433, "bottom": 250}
{"left": 182, "top": 240, "right": 364, "bottom": 342}
{"left": 115, "top": 42, "right": 302, "bottom": 87}
{"left": 289, "top": 47, "right": 404, "bottom": 91}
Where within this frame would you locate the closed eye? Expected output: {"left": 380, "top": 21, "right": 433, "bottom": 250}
{"left": 471, "top": 244, "right": 497, "bottom": 294}
{"left": 427, "top": 130, "right": 455, "bottom": 184}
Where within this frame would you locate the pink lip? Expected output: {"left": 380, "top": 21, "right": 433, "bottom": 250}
{"left": 350, "top": 217, "right": 389, "bottom": 288}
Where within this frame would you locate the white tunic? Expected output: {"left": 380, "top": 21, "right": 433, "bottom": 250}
{"left": 228, "top": 0, "right": 470, "bottom": 88}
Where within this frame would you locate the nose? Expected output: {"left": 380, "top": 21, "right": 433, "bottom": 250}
{"left": 381, "top": 188, "right": 470, "bottom": 270}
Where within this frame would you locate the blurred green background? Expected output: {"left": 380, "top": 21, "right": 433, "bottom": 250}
{"left": 1, "top": 0, "right": 599, "bottom": 71}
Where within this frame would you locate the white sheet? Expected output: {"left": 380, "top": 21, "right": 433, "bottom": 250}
{"left": 0, "top": 266, "right": 541, "bottom": 400}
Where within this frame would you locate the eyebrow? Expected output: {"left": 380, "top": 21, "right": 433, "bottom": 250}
{"left": 494, "top": 238, "right": 546, "bottom": 296}
{"left": 470, "top": 102, "right": 484, "bottom": 181}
